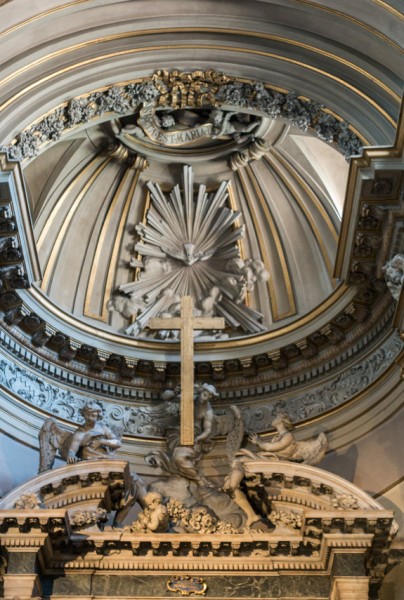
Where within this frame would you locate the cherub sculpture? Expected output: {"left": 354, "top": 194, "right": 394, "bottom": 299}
{"left": 248, "top": 413, "right": 328, "bottom": 464}
{"left": 38, "top": 401, "right": 122, "bottom": 473}
{"left": 128, "top": 492, "right": 169, "bottom": 533}
{"left": 383, "top": 253, "right": 404, "bottom": 301}
{"left": 222, "top": 411, "right": 328, "bottom": 526}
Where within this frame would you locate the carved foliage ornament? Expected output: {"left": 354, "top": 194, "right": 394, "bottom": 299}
{"left": 1, "top": 70, "right": 362, "bottom": 161}
{"left": 0, "top": 331, "right": 401, "bottom": 436}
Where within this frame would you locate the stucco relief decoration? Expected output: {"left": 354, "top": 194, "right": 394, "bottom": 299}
{"left": 38, "top": 401, "right": 122, "bottom": 472}
{"left": 0, "top": 330, "right": 401, "bottom": 437}
{"left": 13, "top": 493, "right": 42, "bottom": 510}
{"left": 69, "top": 507, "right": 108, "bottom": 530}
{"left": 119, "top": 69, "right": 262, "bottom": 148}
{"left": 109, "top": 164, "right": 270, "bottom": 337}
{"left": 1, "top": 70, "right": 362, "bottom": 161}
{"left": 383, "top": 254, "right": 404, "bottom": 301}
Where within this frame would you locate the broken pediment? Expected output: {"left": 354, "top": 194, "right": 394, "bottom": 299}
{"left": 0, "top": 459, "right": 400, "bottom": 599}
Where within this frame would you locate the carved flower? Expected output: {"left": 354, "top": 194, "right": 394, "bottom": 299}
{"left": 270, "top": 510, "right": 302, "bottom": 529}
{"left": 331, "top": 494, "right": 359, "bottom": 510}
{"left": 70, "top": 508, "right": 108, "bottom": 529}
{"left": 14, "top": 493, "right": 42, "bottom": 510}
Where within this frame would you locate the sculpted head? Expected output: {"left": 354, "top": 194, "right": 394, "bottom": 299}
{"left": 79, "top": 402, "right": 103, "bottom": 423}
{"left": 143, "top": 491, "right": 163, "bottom": 508}
{"left": 197, "top": 383, "right": 219, "bottom": 404}
{"left": 209, "top": 108, "right": 223, "bottom": 125}
{"left": 272, "top": 412, "right": 294, "bottom": 430}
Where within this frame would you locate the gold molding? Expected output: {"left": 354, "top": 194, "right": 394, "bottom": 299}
{"left": 263, "top": 152, "right": 335, "bottom": 280}
{"left": 0, "top": 29, "right": 400, "bottom": 106}
{"left": 236, "top": 167, "right": 280, "bottom": 320}
{"left": 0, "top": 37, "right": 399, "bottom": 126}
{"left": 84, "top": 165, "right": 133, "bottom": 322}
{"left": 102, "top": 167, "right": 142, "bottom": 322}
{"left": 40, "top": 157, "right": 112, "bottom": 293}
{"left": 371, "top": 0, "right": 404, "bottom": 19}
{"left": 269, "top": 148, "right": 339, "bottom": 242}
{"left": 36, "top": 154, "right": 101, "bottom": 251}
{"left": 244, "top": 163, "right": 297, "bottom": 320}
{"left": 26, "top": 280, "right": 351, "bottom": 351}
{"left": 0, "top": 0, "right": 91, "bottom": 38}
{"left": 1, "top": 0, "right": 401, "bottom": 55}
{"left": 238, "top": 165, "right": 296, "bottom": 321}
{"left": 292, "top": 0, "right": 403, "bottom": 51}
{"left": 373, "top": 475, "right": 404, "bottom": 499}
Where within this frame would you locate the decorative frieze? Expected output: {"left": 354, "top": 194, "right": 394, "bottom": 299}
{"left": 1, "top": 71, "right": 363, "bottom": 162}
{"left": 0, "top": 330, "right": 401, "bottom": 436}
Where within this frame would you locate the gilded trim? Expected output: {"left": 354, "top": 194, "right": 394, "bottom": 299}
{"left": 373, "top": 475, "right": 404, "bottom": 499}
{"left": 242, "top": 164, "right": 297, "bottom": 320}
{"left": 36, "top": 154, "right": 101, "bottom": 251}
{"left": 102, "top": 168, "right": 142, "bottom": 321}
{"left": 0, "top": 40, "right": 399, "bottom": 127}
{"left": 371, "top": 0, "right": 404, "bottom": 19}
{"left": 27, "top": 278, "right": 350, "bottom": 351}
{"left": 292, "top": 0, "right": 403, "bottom": 51}
{"left": 84, "top": 165, "right": 133, "bottom": 321}
{"left": 269, "top": 149, "right": 339, "bottom": 242}
{"left": 40, "top": 157, "right": 112, "bottom": 292}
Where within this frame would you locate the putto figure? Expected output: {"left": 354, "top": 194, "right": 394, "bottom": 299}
{"left": 383, "top": 254, "right": 404, "bottom": 301}
{"left": 38, "top": 401, "right": 122, "bottom": 473}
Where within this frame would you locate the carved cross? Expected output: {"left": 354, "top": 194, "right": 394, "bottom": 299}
{"left": 149, "top": 296, "right": 225, "bottom": 446}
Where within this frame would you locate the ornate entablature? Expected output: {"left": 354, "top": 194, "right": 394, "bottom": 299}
{"left": 0, "top": 459, "right": 400, "bottom": 599}
{"left": 0, "top": 329, "right": 401, "bottom": 440}
{"left": 0, "top": 155, "right": 41, "bottom": 292}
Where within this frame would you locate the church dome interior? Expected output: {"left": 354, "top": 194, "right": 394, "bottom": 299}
{"left": 0, "top": 2, "right": 403, "bottom": 599}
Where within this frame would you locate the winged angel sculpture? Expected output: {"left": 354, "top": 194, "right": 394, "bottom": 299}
{"left": 222, "top": 408, "right": 328, "bottom": 526}
{"left": 38, "top": 401, "right": 122, "bottom": 473}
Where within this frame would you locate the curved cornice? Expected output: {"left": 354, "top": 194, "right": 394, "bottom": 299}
{"left": 0, "top": 1, "right": 401, "bottom": 148}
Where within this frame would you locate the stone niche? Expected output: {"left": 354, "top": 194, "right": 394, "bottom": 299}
{"left": 0, "top": 459, "right": 399, "bottom": 600}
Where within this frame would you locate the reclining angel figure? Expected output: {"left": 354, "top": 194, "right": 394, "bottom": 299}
{"left": 38, "top": 401, "right": 122, "bottom": 473}
{"left": 222, "top": 410, "right": 328, "bottom": 526}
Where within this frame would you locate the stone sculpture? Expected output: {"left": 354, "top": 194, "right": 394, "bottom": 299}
{"left": 126, "top": 492, "right": 169, "bottom": 533}
{"left": 248, "top": 412, "right": 328, "bottom": 464}
{"left": 38, "top": 401, "right": 122, "bottom": 472}
{"left": 111, "top": 165, "right": 269, "bottom": 337}
{"left": 4, "top": 69, "right": 363, "bottom": 162}
{"left": 383, "top": 253, "right": 404, "bottom": 301}
{"left": 124, "top": 104, "right": 262, "bottom": 147}
{"left": 69, "top": 508, "right": 108, "bottom": 530}
{"left": 146, "top": 383, "right": 218, "bottom": 487}
{"left": 221, "top": 411, "right": 328, "bottom": 526}
{"left": 36, "top": 378, "right": 329, "bottom": 536}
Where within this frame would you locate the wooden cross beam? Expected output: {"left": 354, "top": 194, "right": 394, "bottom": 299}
{"left": 149, "top": 296, "right": 225, "bottom": 446}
